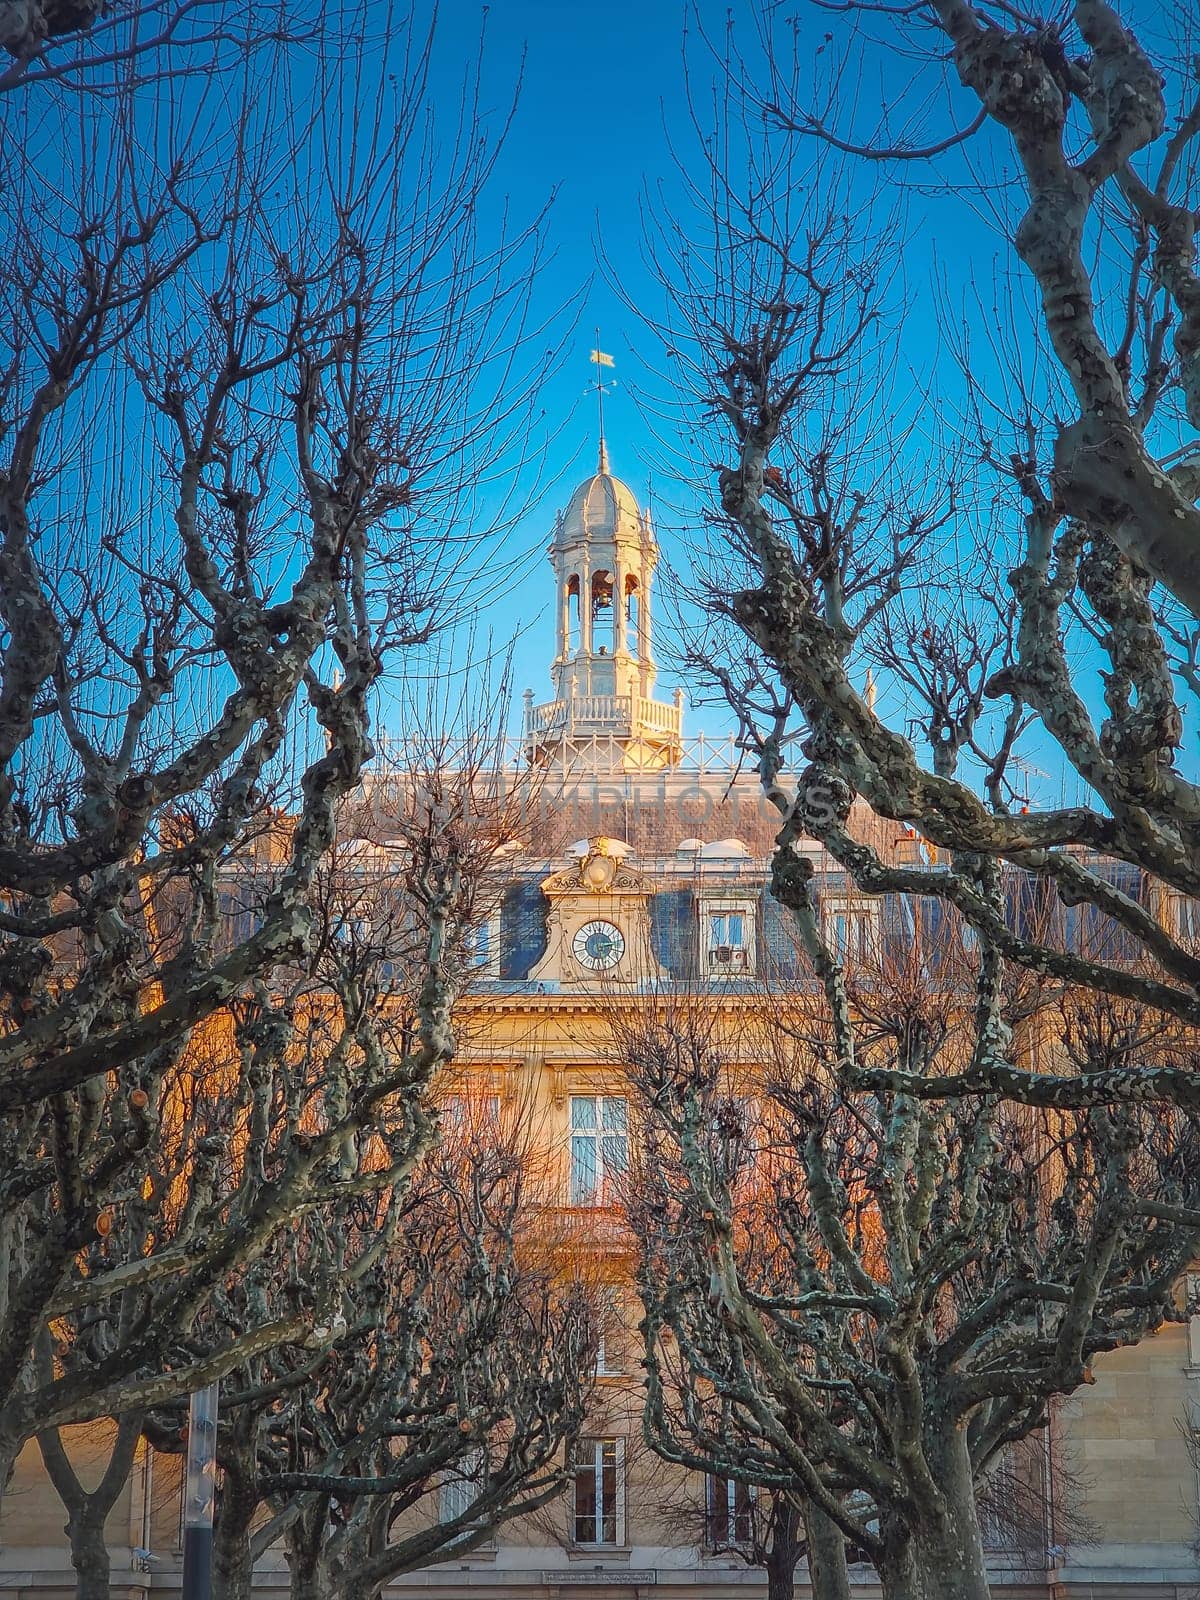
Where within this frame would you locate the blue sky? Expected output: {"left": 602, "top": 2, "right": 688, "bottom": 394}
{"left": 399, "top": 0, "right": 990, "bottom": 758}
{"left": 375, "top": 0, "right": 1195, "bottom": 806}
{"left": 410, "top": 0, "right": 713, "bottom": 726}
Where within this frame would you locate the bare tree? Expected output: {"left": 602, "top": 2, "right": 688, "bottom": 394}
{"left": 3, "top": 757, "right": 527, "bottom": 1522}
{"left": 0, "top": 0, "right": 553, "bottom": 1489}
{"left": 622, "top": 975, "right": 1200, "bottom": 1600}
{"left": 638, "top": 0, "right": 1200, "bottom": 1108}
{"left": 195, "top": 1110, "right": 594, "bottom": 1600}
{"left": 35, "top": 1406, "right": 144, "bottom": 1600}
{"left": 0, "top": 0, "right": 314, "bottom": 96}
{"left": 17, "top": 752, "right": 514, "bottom": 1597}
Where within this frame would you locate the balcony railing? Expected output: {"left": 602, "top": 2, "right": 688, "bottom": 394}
{"left": 525, "top": 693, "right": 683, "bottom": 743}
{"left": 371, "top": 726, "right": 763, "bottom": 776}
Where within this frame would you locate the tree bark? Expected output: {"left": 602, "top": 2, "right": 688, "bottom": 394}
{"left": 766, "top": 1554, "right": 797, "bottom": 1600}
{"left": 212, "top": 1454, "right": 260, "bottom": 1600}
{"left": 764, "top": 1491, "right": 803, "bottom": 1600}
{"left": 66, "top": 1507, "right": 113, "bottom": 1600}
{"left": 909, "top": 1428, "right": 991, "bottom": 1600}
{"left": 802, "top": 1501, "right": 852, "bottom": 1600}
{"left": 876, "top": 1515, "right": 922, "bottom": 1600}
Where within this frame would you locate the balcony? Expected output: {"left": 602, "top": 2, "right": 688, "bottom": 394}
{"left": 525, "top": 693, "right": 683, "bottom": 744}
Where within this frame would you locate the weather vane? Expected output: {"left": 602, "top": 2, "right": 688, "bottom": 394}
{"left": 589, "top": 331, "right": 615, "bottom": 471}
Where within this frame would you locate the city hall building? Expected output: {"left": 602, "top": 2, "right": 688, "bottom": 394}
{"left": 2, "top": 445, "right": 1198, "bottom": 1597}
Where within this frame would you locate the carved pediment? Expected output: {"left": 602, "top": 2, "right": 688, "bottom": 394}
{"left": 540, "top": 837, "right": 653, "bottom": 900}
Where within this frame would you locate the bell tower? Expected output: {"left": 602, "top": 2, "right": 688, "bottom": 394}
{"left": 552, "top": 438, "right": 658, "bottom": 701}
{"left": 524, "top": 441, "right": 683, "bottom": 770}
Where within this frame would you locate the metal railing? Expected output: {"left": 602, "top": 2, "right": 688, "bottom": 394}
{"left": 370, "top": 728, "right": 765, "bottom": 777}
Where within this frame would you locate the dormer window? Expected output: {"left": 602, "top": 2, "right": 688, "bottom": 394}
{"left": 699, "top": 898, "right": 756, "bottom": 977}
{"left": 822, "top": 894, "right": 879, "bottom": 966}
{"left": 1167, "top": 891, "right": 1200, "bottom": 943}
{"left": 710, "top": 911, "right": 746, "bottom": 966}
{"left": 463, "top": 910, "right": 502, "bottom": 977}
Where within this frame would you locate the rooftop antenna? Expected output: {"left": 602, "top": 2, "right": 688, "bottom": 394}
{"left": 1009, "top": 752, "right": 1049, "bottom": 811}
{"left": 589, "top": 332, "right": 615, "bottom": 472}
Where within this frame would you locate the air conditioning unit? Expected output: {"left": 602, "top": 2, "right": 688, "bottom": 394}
{"left": 710, "top": 946, "right": 748, "bottom": 970}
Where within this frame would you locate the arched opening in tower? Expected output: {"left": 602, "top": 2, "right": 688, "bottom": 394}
{"left": 566, "top": 574, "right": 580, "bottom": 655}
{"left": 624, "top": 575, "right": 640, "bottom": 654}
{"left": 591, "top": 570, "right": 614, "bottom": 621}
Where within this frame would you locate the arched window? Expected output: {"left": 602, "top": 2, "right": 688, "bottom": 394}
{"left": 591, "top": 569, "right": 614, "bottom": 619}
{"left": 624, "top": 575, "right": 640, "bottom": 653}
{"left": 566, "top": 574, "right": 580, "bottom": 654}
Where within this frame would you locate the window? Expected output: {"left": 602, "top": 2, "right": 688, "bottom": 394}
{"left": 464, "top": 912, "right": 501, "bottom": 977}
{"left": 566, "top": 574, "right": 581, "bottom": 654}
{"left": 440, "top": 1094, "right": 501, "bottom": 1135}
{"left": 440, "top": 1447, "right": 484, "bottom": 1527}
{"left": 624, "top": 575, "right": 640, "bottom": 653}
{"left": 597, "top": 1290, "right": 631, "bottom": 1377}
{"left": 569, "top": 1096, "right": 628, "bottom": 1205}
{"left": 1169, "top": 893, "right": 1200, "bottom": 943}
{"left": 832, "top": 910, "right": 870, "bottom": 962}
{"left": 700, "top": 899, "right": 756, "bottom": 976}
{"left": 711, "top": 911, "right": 745, "bottom": 955}
{"left": 573, "top": 1438, "right": 624, "bottom": 1545}
{"left": 823, "top": 897, "right": 878, "bottom": 966}
{"left": 221, "top": 888, "right": 262, "bottom": 948}
{"left": 332, "top": 909, "right": 396, "bottom": 979}
{"left": 706, "top": 1475, "right": 755, "bottom": 1547}
{"left": 710, "top": 1095, "right": 756, "bottom": 1167}
{"left": 976, "top": 1436, "right": 1046, "bottom": 1554}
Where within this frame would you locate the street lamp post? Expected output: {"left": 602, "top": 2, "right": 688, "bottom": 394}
{"left": 181, "top": 1382, "right": 219, "bottom": 1600}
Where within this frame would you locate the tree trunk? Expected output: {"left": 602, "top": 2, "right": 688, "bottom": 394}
{"left": 0, "top": 1432, "right": 18, "bottom": 1510}
{"left": 766, "top": 1559, "right": 795, "bottom": 1600}
{"left": 67, "top": 1507, "right": 113, "bottom": 1600}
{"left": 762, "top": 1492, "right": 801, "bottom": 1600}
{"left": 289, "top": 1580, "right": 322, "bottom": 1600}
{"left": 289, "top": 1567, "right": 336, "bottom": 1600}
{"left": 909, "top": 1429, "right": 991, "bottom": 1600}
{"left": 802, "top": 1501, "right": 852, "bottom": 1600}
{"left": 285, "top": 1511, "right": 335, "bottom": 1600}
{"left": 876, "top": 1516, "right": 921, "bottom": 1600}
{"left": 212, "top": 1461, "right": 260, "bottom": 1600}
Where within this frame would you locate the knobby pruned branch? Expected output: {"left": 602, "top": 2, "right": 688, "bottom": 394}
{"left": 639, "top": 0, "right": 1200, "bottom": 1109}
{"left": 0, "top": 0, "right": 555, "bottom": 1494}
{"left": 620, "top": 979, "right": 1200, "bottom": 1599}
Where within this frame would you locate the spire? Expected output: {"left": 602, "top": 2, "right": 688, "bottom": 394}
{"left": 589, "top": 335, "right": 614, "bottom": 477}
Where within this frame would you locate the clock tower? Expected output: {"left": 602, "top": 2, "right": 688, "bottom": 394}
{"left": 528, "top": 837, "right": 667, "bottom": 987}
{"left": 523, "top": 441, "right": 683, "bottom": 770}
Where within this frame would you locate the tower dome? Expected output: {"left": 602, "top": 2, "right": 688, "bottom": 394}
{"left": 555, "top": 445, "right": 643, "bottom": 548}
{"left": 524, "top": 442, "right": 683, "bottom": 772}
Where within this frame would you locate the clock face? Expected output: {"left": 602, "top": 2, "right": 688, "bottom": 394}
{"left": 572, "top": 919, "right": 626, "bottom": 972}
